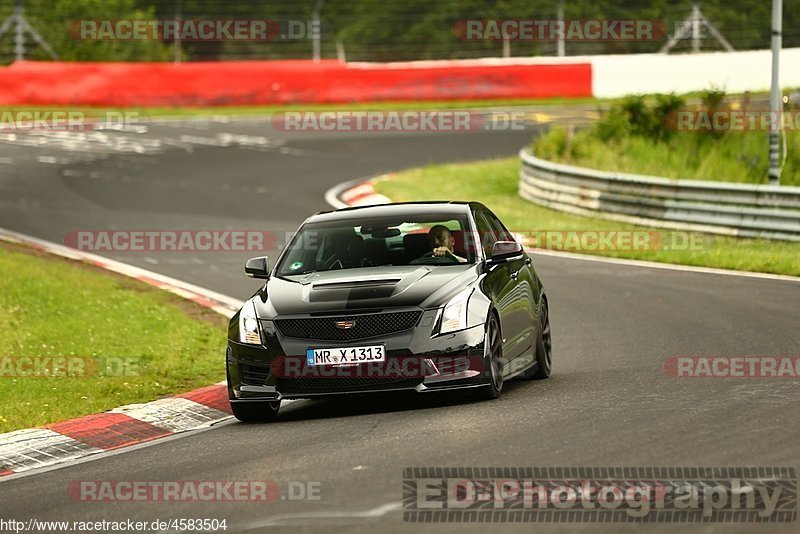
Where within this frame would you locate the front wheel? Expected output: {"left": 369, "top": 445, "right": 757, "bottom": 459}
{"left": 231, "top": 400, "right": 280, "bottom": 423}
{"left": 477, "top": 314, "right": 503, "bottom": 400}
{"left": 531, "top": 299, "right": 552, "bottom": 379}
{"left": 519, "top": 298, "right": 552, "bottom": 380}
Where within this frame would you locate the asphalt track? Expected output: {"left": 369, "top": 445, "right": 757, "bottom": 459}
{"left": 0, "top": 116, "right": 799, "bottom": 533}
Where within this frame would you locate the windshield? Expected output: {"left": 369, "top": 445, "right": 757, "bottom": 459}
{"left": 276, "top": 213, "right": 476, "bottom": 276}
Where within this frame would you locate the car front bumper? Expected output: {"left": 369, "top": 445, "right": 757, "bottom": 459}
{"left": 227, "top": 311, "right": 488, "bottom": 401}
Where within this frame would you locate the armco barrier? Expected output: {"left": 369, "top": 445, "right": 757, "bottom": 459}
{"left": 519, "top": 149, "right": 800, "bottom": 241}
{"left": 0, "top": 60, "right": 591, "bottom": 107}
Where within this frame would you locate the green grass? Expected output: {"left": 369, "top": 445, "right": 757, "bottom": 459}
{"left": 534, "top": 127, "right": 800, "bottom": 186}
{"left": 373, "top": 158, "right": 800, "bottom": 276}
{"left": 1, "top": 89, "right": 775, "bottom": 119}
{"left": 0, "top": 243, "right": 228, "bottom": 433}
{"left": 0, "top": 97, "right": 602, "bottom": 120}
{"left": 2, "top": 89, "right": 778, "bottom": 119}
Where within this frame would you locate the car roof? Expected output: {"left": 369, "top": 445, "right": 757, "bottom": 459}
{"left": 308, "top": 201, "right": 484, "bottom": 223}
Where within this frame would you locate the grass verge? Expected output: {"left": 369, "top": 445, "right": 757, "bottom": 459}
{"left": 373, "top": 158, "right": 800, "bottom": 277}
{"left": 1, "top": 90, "right": 774, "bottom": 119}
{"left": 532, "top": 91, "right": 800, "bottom": 186}
{"left": 1, "top": 97, "right": 601, "bottom": 120}
{"left": 0, "top": 241, "right": 228, "bottom": 433}
{"left": 534, "top": 126, "right": 800, "bottom": 187}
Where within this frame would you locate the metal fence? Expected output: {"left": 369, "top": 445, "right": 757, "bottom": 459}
{"left": 1, "top": 0, "right": 800, "bottom": 64}
{"left": 519, "top": 149, "right": 800, "bottom": 241}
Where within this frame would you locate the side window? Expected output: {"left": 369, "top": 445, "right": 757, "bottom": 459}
{"left": 474, "top": 212, "right": 498, "bottom": 257}
{"left": 484, "top": 210, "right": 514, "bottom": 242}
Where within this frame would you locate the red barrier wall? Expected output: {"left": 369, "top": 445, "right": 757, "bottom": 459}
{"left": 0, "top": 60, "right": 592, "bottom": 107}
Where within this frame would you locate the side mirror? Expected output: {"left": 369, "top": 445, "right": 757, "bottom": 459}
{"left": 488, "top": 241, "right": 524, "bottom": 263}
{"left": 245, "top": 256, "right": 270, "bottom": 279}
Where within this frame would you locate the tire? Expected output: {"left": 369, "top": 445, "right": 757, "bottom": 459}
{"left": 531, "top": 299, "right": 552, "bottom": 379}
{"left": 519, "top": 298, "right": 552, "bottom": 380}
{"left": 231, "top": 400, "right": 280, "bottom": 423}
{"left": 477, "top": 314, "right": 503, "bottom": 400}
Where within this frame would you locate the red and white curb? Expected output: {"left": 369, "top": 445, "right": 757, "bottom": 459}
{"left": 325, "top": 175, "right": 392, "bottom": 209}
{"left": 0, "top": 227, "right": 245, "bottom": 478}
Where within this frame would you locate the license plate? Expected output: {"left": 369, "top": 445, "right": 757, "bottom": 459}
{"left": 306, "top": 345, "right": 385, "bottom": 367}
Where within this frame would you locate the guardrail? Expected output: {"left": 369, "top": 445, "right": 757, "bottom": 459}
{"left": 519, "top": 149, "right": 800, "bottom": 242}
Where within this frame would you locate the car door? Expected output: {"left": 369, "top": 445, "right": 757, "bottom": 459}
{"left": 474, "top": 210, "right": 523, "bottom": 370}
{"left": 483, "top": 209, "right": 538, "bottom": 374}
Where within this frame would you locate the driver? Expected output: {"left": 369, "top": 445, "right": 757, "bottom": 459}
{"left": 426, "top": 225, "right": 467, "bottom": 263}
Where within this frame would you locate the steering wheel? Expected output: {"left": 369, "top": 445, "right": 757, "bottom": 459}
{"left": 321, "top": 254, "right": 373, "bottom": 270}
{"left": 321, "top": 255, "right": 343, "bottom": 270}
{"left": 418, "top": 251, "right": 459, "bottom": 264}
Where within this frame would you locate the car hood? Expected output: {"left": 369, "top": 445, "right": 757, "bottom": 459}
{"left": 254, "top": 265, "right": 481, "bottom": 317}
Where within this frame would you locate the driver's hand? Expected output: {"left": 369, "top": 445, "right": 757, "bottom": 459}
{"left": 432, "top": 246, "right": 449, "bottom": 257}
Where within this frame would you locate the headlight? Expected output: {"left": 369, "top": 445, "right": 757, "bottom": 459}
{"left": 438, "top": 288, "right": 473, "bottom": 335}
{"left": 238, "top": 301, "right": 262, "bottom": 345}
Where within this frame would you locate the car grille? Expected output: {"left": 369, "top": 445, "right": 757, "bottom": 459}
{"left": 277, "top": 376, "right": 421, "bottom": 394}
{"left": 274, "top": 311, "right": 422, "bottom": 341}
{"left": 239, "top": 363, "right": 269, "bottom": 386}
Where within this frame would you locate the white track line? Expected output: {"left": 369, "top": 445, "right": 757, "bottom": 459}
{"left": 528, "top": 247, "right": 800, "bottom": 282}
{"left": 230, "top": 501, "right": 403, "bottom": 529}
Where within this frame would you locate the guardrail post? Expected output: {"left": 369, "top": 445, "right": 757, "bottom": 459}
{"left": 769, "top": 0, "right": 783, "bottom": 185}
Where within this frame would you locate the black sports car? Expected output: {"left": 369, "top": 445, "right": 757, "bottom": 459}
{"left": 226, "top": 202, "right": 551, "bottom": 422}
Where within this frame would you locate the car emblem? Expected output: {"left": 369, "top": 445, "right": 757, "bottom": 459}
{"left": 335, "top": 320, "right": 356, "bottom": 330}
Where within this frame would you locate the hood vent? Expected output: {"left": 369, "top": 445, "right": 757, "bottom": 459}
{"left": 312, "top": 279, "right": 401, "bottom": 290}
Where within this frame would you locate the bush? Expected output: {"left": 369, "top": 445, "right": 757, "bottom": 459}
{"left": 653, "top": 93, "right": 686, "bottom": 141}
{"left": 699, "top": 86, "right": 729, "bottom": 138}
{"left": 595, "top": 105, "right": 631, "bottom": 142}
{"left": 530, "top": 88, "right": 799, "bottom": 186}
{"left": 533, "top": 126, "right": 569, "bottom": 159}
{"left": 595, "top": 93, "right": 686, "bottom": 143}
{"left": 701, "top": 87, "right": 727, "bottom": 113}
